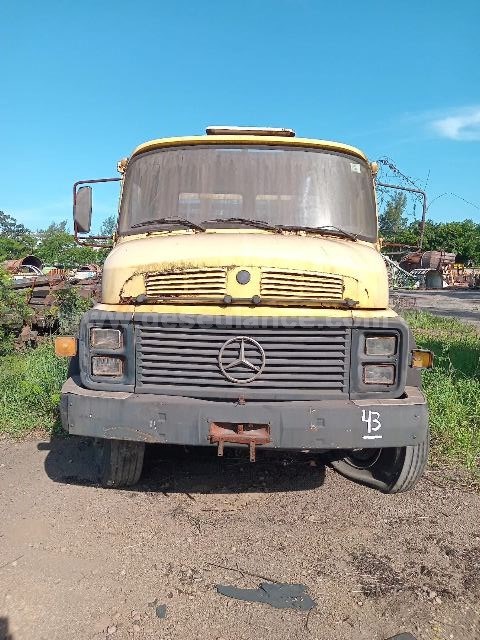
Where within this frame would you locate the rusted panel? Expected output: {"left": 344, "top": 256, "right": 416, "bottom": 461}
{"left": 399, "top": 251, "right": 456, "bottom": 272}
{"left": 3, "top": 255, "right": 43, "bottom": 274}
{"left": 6, "top": 263, "right": 102, "bottom": 345}
{"left": 209, "top": 422, "right": 271, "bottom": 462}
{"left": 3, "top": 259, "right": 23, "bottom": 274}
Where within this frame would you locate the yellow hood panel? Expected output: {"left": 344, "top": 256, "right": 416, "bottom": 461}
{"left": 102, "top": 232, "right": 388, "bottom": 309}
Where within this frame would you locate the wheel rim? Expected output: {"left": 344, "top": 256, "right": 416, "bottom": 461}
{"left": 344, "top": 448, "right": 382, "bottom": 469}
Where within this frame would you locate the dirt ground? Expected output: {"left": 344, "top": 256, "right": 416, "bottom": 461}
{"left": 390, "top": 289, "right": 480, "bottom": 330}
{"left": 1, "top": 438, "right": 480, "bottom": 640}
{"left": 1, "top": 288, "right": 479, "bottom": 640}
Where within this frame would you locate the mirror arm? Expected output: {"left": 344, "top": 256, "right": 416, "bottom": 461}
{"left": 73, "top": 177, "right": 122, "bottom": 244}
{"left": 76, "top": 235, "right": 114, "bottom": 247}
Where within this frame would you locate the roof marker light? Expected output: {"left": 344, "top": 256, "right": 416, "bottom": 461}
{"left": 206, "top": 126, "right": 296, "bottom": 137}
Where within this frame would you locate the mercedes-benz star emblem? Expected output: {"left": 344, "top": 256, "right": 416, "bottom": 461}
{"left": 218, "top": 336, "right": 266, "bottom": 384}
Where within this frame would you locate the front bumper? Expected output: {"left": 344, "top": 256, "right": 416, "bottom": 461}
{"left": 60, "top": 377, "right": 428, "bottom": 450}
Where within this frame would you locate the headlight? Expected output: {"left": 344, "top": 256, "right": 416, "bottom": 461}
{"left": 363, "top": 364, "right": 395, "bottom": 385}
{"left": 365, "top": 336, "right": 396, "bottom": 356}
{"left": 92, "top": 356, "right": 123, "bottom": 377}
{"left": 90, "top": 328, "right": 122, "bottom": 349}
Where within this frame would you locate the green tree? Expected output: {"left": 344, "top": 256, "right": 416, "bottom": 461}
{"left": 421, "top": 219, "right": 480, "bottom": 263}
{"left": 379, "top": 193, "right": 408, "bottom": 238}
{"left": 36, "top": 221, "right": 98, "bottom": 268}
{"left": 0, "top": 211, "right": 36, "bottom": 260}
{"left": 0, "top": 211, "right": 30, "bottom": 238}
{"left": 100, "top": 215, "right": 117, "bottom": 237}
{"left": 383, "top": 218, "right": 480, "bottom": 264}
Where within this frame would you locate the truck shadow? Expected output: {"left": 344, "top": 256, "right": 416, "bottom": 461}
{"left": 40, "top": 436, "right": 326, "bottom": 494}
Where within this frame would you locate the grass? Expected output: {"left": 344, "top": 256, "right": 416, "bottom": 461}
{"left": 404, "top": 311, "right": 480, "bottom": 472}
{"left": 0, "top": 313, "right": 479, "bottom": 478}
{"left": 0, "top": 342, "right": 68, "bottom": 435}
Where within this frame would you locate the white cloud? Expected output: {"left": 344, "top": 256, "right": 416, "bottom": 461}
{"left": 430, "top": 106, "right": 480, "bottom": 141}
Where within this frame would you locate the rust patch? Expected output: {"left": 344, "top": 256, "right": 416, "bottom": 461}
{"left": 209, "top": 422, "right": 271, "bottom": 462}
{"left": 119, "top": 263, "right": 238, "bottom": 302}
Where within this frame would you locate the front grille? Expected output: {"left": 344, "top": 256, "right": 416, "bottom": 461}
{"left": 261, "top": 269, "right": 344, "bottom": 300}
{"left": 135, "top": 318, "right": 350, "bottom": 400}
{"left": 144, "top": 268, "right": 227, "bottom": 298}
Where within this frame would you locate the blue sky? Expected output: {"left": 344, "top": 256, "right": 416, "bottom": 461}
{"left": 1, "top": 0, "right": 479, "bottom": 231}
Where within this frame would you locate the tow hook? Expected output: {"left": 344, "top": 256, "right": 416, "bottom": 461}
{"left": 209, "top": 422, "right": 271, "bottom": 462}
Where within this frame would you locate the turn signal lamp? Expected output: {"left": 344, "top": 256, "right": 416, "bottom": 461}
{"left": 411, "top": 349, "right": 434, "bottom": 369}
{"left": 55, "top": 336, "right": 78, "bottom": 357}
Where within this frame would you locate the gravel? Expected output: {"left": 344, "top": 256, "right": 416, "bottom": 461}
{"left": 390, "top": 289, "right": 480, "bottom": 330}
{"left": 1, "top": 437, "right": 480, "bottom": 640}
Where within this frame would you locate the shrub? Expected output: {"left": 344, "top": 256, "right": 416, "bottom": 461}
{"left": 54, "top": 286, "right": 94, "bottom": 335}
{"left": 0, "top": 341, "right": 68, "bottom": 434}
{"left": 0, "top": 267, "right": 31, "bottom": 355}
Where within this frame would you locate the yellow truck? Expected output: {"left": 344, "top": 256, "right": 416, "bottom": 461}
{"left": 58, "top": 126, "right": 432, "bottom": 492}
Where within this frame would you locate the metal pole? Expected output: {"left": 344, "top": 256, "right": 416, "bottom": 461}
{"left": 376, "top": 182, "right": 427, "bottom": 250}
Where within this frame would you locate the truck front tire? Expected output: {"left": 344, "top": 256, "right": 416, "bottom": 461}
{"left": 94, "top": 439, "right": 145, "bottom": 487}
{"left": 329, "top": 430, "right": 429, "bottom": 494}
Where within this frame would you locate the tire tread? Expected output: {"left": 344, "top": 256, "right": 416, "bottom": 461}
{"left": 388, "top": 434, "right": 429, "bottom": 494}
{"left": 100, "top": 440, "right": 145, "bottom": 487}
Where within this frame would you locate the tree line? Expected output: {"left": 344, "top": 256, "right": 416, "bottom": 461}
{"left": 379, "top": 193, "right": 480, "bottom": 264}
{"left": 0, "top": 211, "right": 116, "bottom": 268}
{"left": 1, "top": 201, "right": 479, "bottom": 267}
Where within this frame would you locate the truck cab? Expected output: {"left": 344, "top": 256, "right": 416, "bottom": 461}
{"left": 59, "top": 126, "right": 431, "bottom": 492}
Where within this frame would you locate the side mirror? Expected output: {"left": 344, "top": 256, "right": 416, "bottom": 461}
{"left": 74, "top": 186, "right": 92, "bottom": 233}
{"left": 72, "top": 177, "right": 121, "bottom": 246}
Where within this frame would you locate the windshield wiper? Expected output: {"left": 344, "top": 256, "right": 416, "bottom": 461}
{"left": 131, "top": 217, "right": 206, "bottom": 231}
{"left": 203, "top": 217, "right": 280, "bottom": 232}
{"left": 278, "top": 225, "right": 358, "bottom": 241}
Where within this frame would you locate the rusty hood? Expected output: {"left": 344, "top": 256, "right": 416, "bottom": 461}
{"left": 101, "top": 231, "right": 388, "bottom": 309}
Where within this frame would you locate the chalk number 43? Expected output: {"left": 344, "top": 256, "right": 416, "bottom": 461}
{"left": 362, "top": 409, "right": 382, "bottom": 440}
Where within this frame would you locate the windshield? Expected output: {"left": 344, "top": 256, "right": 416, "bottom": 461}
{"left": 119, "top": 145, "right": 377, "bottom": 240}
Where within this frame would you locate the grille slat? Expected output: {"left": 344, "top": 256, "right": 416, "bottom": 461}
{"left": 147, "top": 273, "right": 225, "bottom": 281}
{"left": 144, "top": 336, "right": 344, "bottom": 351}
{"left": 140, "top": 361, "right": 345, "bottom": 374}
{"left": 140, "top": 324, "right": 347, "bottom": 332}
{"left": 136, "top": 319, "right": 350, "bottom": 400}
{"left": 140, "top": 341, "right": 346, "bottom": 351}
{"left": 261, "top": 288, "right": 343, "bottom": 295}
{"left": 143, "top": 329, "right": 345, "bottom": 346}
{"left": 140, "top": 349, "right": 346, "bottom": 360}
{"left": 138, "top": 330, "right": 349, "bottom": 344}
{"left": 138, "top": 375, "right": 345, "bottom": 387}
{"left": 262, "top": 276, "right": 342, "bottom": 284}
{"left": 261, "top": 274, "right": 343, "bottom": 283}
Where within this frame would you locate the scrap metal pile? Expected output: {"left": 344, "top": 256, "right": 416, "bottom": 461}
{"left": 4, "top": 256, "right": 101, "bottom": 345}
{"left": 398, "top": 250, "right": 457, "bottom": 289}
{"left": 383, "top": 249, "right": 480, "bottom": 290}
